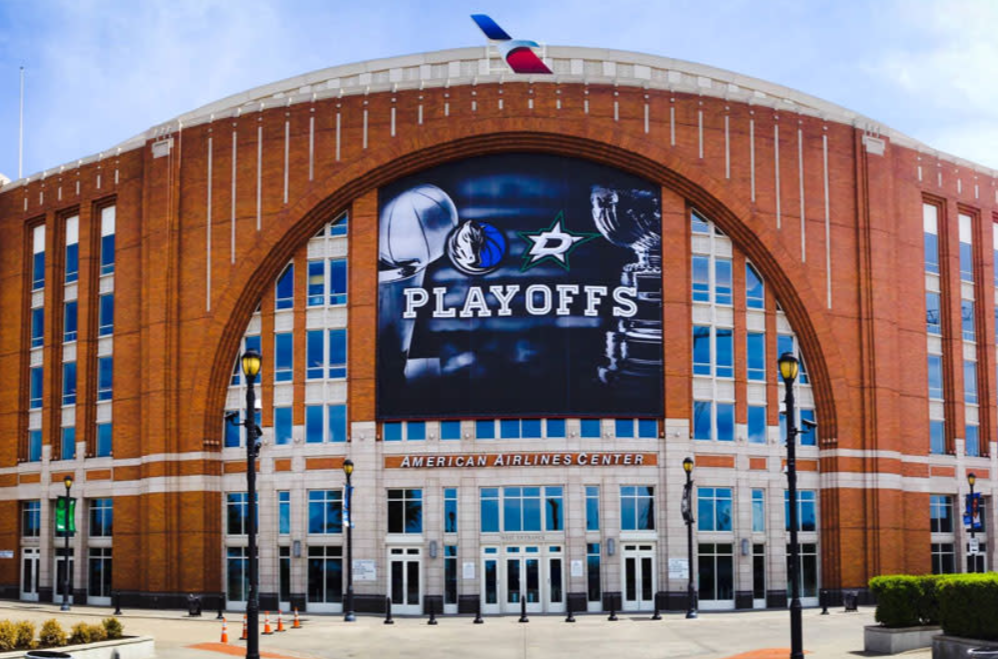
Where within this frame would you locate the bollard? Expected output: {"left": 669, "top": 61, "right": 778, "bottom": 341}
{"left": 113, "top": 590, "right": 122, "bottom": 616}
{"left": 216, "top": 600, "right": 224, "bottom": 621}
{"left": 565, "top": 597, "right": 575, "bottom": 623}
{"left": 518, "top": 595, "right": 529, "bottom": 623}
{"left": 427, "top": 601, "right": 438, "bottom": 626}
{"left": 651, "top": 598, "right": 661, "bottom": 621}
{"left": 384, "top": 596, "right": 394, "bottom": 625}
{"left": 820, "top": 589, "right": 829, "bottom": 615}
{"left": 608, "top": 598, "right": 618, "bottom": 622}
{"left": 473, "top": 598, "right": 484, "bottom": 624}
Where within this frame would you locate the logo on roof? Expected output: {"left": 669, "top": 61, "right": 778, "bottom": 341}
{"left": 471, "top": 14, "right": 552, "bottom": 75}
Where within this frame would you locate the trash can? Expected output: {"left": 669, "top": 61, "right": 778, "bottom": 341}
{"left": 187, "top": 593, "right": 202, "bottom": 617}
{"left": 969, "top": 648, "right": 998, "bottom": 659}
{"left": 26, "top": 651, "right": 73, "bottom": 659}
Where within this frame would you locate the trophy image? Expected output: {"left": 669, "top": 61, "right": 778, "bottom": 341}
{"left": 378, "top": 184, "right": 459, "bottom": 383}
{"left": 590, "top": 185, "right": 663, "bottom": 389}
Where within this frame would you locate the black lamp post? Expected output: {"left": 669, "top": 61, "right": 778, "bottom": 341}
{"left": 241, "top": 350, "right": 262, "bottom": 659}
{"left": 682, "top": 457, "right": 697, "bottom": 619}
{"left": 968, "top": 472, "right": 977, "bottom": 572}
{"left": 778, "top": 351, "right": 804, "bottom": 659}
{"left": 60, "top": 475, "right": 73, "bottom": 612}
{"left": 343, "top": 459, "right": 356, "bottom": 622}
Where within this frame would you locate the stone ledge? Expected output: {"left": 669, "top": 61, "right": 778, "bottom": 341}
{"left": 0, "top": 636, "right": 154, "bottom": 659}
{"left": 864, "top": 625, "right": 941, "bottom": 654}
{"left": 932, "top": 634, "right": 998, "bottom": 659}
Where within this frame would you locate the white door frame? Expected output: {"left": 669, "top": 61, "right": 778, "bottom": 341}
{"left": 388, "top": 547, "right": 422, "bottom": 615}
{"left": 621, "top": 543, "right": 655, "bottom": 611}
{"left": 20, "top": 547, "right": 39, "bottom": 602}
{"left": 53, "top": 548, "right": 74, "bottom": 605}
{"left": 481, "top": 546, "right": 501, "bottom": 615}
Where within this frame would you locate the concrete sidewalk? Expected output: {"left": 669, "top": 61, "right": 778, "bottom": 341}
{"left": 0, "top": 602, "right": 924, "bottom": 659}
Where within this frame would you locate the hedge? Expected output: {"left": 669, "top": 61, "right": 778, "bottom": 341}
{"left": 0, "top": 617, "right": 124, "bottom": 650}
{"left": 871, "top": 573, "right": 998, "bottom": 639}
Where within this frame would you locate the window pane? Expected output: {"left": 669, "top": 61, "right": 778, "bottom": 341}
{"left": 716, "top": 404, "right": 734, "bottom": 441}
{"left": 715, "top": 259, "right": 732, "bottom": 305}
{"left": 930, "top": 420, "right": 946, "bottom": 455}
{"left": 800, "top": 409, "right": 816, "bottom": 446}
{"left": 407, "top": 421, "right": 426, "bottom": 441}
{"left": 962, "top": 300, "right": 976, "bottom": 342}
{"left": 476, "top": 420, "right": 495, "bottom": 439}
{"left": 100, "top": 234, "right": 115, "bottom": 275}
{"left": 65, "top": 243, "right": 78, "bottom": 283}
{"left": 693, "top": 401, "right": 712, "bottom": 440}
{"left": 966, "top": 424, "right": 980, "bottom": 457}
{"left": 328, "top": 405, "right": 346, "bottom": 443}
{"left": 275, "top": 264, "right": 294, "bottom": 310}
{"left": 501, "top": 419, "right": 520, "bottom": 438}
{"left": 691, "top": 212, "right": 710, "bottom": 234}
{"left": 97, "top": 357, "right": 112, "bottom": 401}
{"left": 928, "top": 355, "right": 944, "bottom": 399}
{"left": 693, "top": 326, "right": 711, "bottom": 375}
{"left": 580, "top": 419, "right": 601, "bottom": 438}
{"left": 31, "top": 308, "right": 44, "bottom": 348}
{"left": 63, "top": 362, "right": 77, "bottom": 405}
{"left": 747, "top": 332, "right": 765, "bottom": 381}
{"left": 964, "top": 360, "right": 978, "bottom": 404}
{"left": 638, "top": 419, "right": 657, "bottom": 438}
{"left": 274, "top": 333, "right": 293, "bottom": 382}
{"left": 441, "top": 420, "right": 461, "bottom": 440}
{"left": 924, "top": 231, "right": 939, "bottom": 275}
{"left": 306, "top": 405, "right": 324, "bottom": 443}
{"left": 306, "top": 330, "right": 324, "bottom": 379}
{"left": 383, "top": 422, "right": 402, "bottom": 441}
{"left": 328, "top": 329, "right": 347, "bottom": 379}
{"left": 546, "top": 419, "right": 566, "bottom": 438}
{"left": 715, "top": 329, "right": 733, "bottom": 378}
{"left": 64, "top": 301, "right": 77, "bottom": 342}
{"left": 30, "top": 367, "right": 43, "bottom": 409}
{"left": 748, "top": 406, "right": 767, "bottom": 444}
{"left": 926, "top": 292, "right": 941, "bottom": 335}
{"left": 615, "top": 419, "right": 634, "bottom": 438}
{"left": 307, "top": 261, "right": 325, "bottom": 306}
{"left": 99, "top": 293, "right": 114, "bottom": 336}
{"left": 692, "top": 256, "right": 710, "bottom": 302}
{"left": 329, "top": 259, "right": 347, "bottom": 305}
{"left": 746, "top": 264, "right": 764, "bottom": 309}
{"left": 274, "top": 407, "right": 292, "bottom": 445}
{"left": 96, "top": 422, "right": 113, "bottom": 457}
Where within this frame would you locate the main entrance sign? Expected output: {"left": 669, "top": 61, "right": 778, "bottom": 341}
{"left": 377, "top": 154, "right": 663, "bottom": 419}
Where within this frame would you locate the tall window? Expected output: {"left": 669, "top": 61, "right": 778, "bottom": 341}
{"left": 926, "top": 292, "right": 942, "bottom": 335}
{"left": 306, "top": 330, "right": 324, "bottom": 379}
{"left": 30, "top": 308, "right": 44, "bottom": 348}
{"left": 64, "top": 301, "right": 77, "bottom": 342}
{"left": 481, "top": 488, "right": 499, "bottom": 532}
{"left": 61, "top": 427, "right": 75, "bottom": 460}
{"left": 585, "top": 486, "right": 600, "bottom": 531}
{"left": 693, "top": 326, "right": 711, "bottom": 375}
{"left": 99, "top": 293, "right": 114, "bottom": 337}
{"left": 100, "top": 206, "right": 116, "bottom": 276}
{"left": 22, "top": 501, "right": 41, "bottom": 537}
{"left": 445, "top": 546, "right": 458, "bottom": 606}
{"left": 962, "top": 300, "right": 975, "bottom": 342}
{"left": 693, "top": 401, "right": 733, "bottom": 441}
{"left": 275, "top": 264, "right": 294, "bottom": 310}
{"left": 329, "top": 329, "right": 347, "bottom": 379}
{"left": 697, "top": 487, "right": 733, "bottom": 531}
{"left": 274, "top": 407, "right": 292, "bottom": 445}
{"left": 959, "top": 214, "right": 974, "bottom": 283}
{"left": 307, "top": 490, "right": 343, "bottom": 534}
{"left": 927, "top": 355, "right": 944, "bottom": 399}
{"left": 930, "top": 495, "right": 953, "bottom": 533}
{"left": 387, "top": 489, "right": 422, "bottom": 534}
{"left": 932, "top": 544, "right": 956, "bottom": 575}
{"left": 29, "top": 367, "right": 43, "bottom": 409}
{"left": 329, "top": 259, "right": 347, "bottom": 305}
{"left": 96, "top": 422, "right": 113, "bottom": 457}
{"left": 924, "top": 204, "right": 939, "bottom": 275}
{"left": 89, "top": 499, "right": 113, "bottom": 537}
{"left": 32, "top": 225, "right": 46, "bottom": 290}
{"left": 691, "top": 256, "right": 710, "bottom": 302}
{"left": 97, "top": 357, "right": 113, "bottom": 401}
{"left": 715, "top": 259, "right": 733, "bottom": 305}
{"left": 746, "top": 264, "right": 765, "bottom": 309}
{"left": 930, "top": 420, "right": 946, "bottom": 455}
{"left": 748, "top": 406, "right": 767, "bottom": 444}
{"left": 752, "top": 489, "right": 765, "bottom": 532}
{"left": 305, "top": 405, "right": 323, "bottom": 444}
{"left": 715, "top": 328, "right": 733, "bottom": 378}
{"left": 307, "top": 261, "right": 325, "bottom": 306}
{"left": 226, "top": 493, "right": 256, "bottom": 535}
{"left": 27, "top": 431, "right": 42, "bottom": 462}
{"left": 620, "top": 486, "right": 655, "bottom": 531}
{"left": 444, "top": 488, "right": 458, "bottom": 533}
{"left": 329, "top": 405, "right": 347, "bottom": 443}
{"left": 966, "top": 424, "right": 980, "bottom": 457}
{"left": 62, "top": 362, "right": 77, "bottom": 406}
{"left": 964, "top": 360, "right": 978, "bottom": 404}
{"left": 274, "top": 333, "right": 293, "bottom": 382}
{"left": 747, "top": 332, "right": 765, "bottom": 381}
{"left": 784, "top": 490, "right": 817, "bottom": 532}
{"left": 278, "top": 491, "right": 291, "bottom": 535}
{"left": 587, "top": 543, "right": 601, "bottom": 603}
{"left": 65, "top": 216, "right": 79, "bottom": 283}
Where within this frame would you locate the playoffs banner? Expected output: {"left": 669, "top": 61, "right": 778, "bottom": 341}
{"left": 377, "top": 154, "right": 662, "bottom": 419}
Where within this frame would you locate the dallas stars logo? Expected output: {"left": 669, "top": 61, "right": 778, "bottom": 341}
{"left": 518, "top": 212, "right": 599, "bottom": 272}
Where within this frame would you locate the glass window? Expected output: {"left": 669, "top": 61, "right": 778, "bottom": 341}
{"left": 965, "top": 361, "right": 978, "bottom": 404}
{"left": 224, "top": 412, "right": 240, "bottom": 448}
{"left": 308, "top": 490, "right": 343, "bottom": 534}
{"left": 691, "top": 211, "right": 710, "bottom": 234}
{"left": 747, "top": 332, "right": 765, "bottom": 381}
{"left": 226, "top": 493, "right": 252, "bottom": 535}
{"left": 615, "top": 419, "right": 634, "bottom": 439}
{"left": 587, "top": 542, "right": 601, "bottom": 602}
{"left": 580, "top": 419, "right": 601, "bottom": 438}
{"left": 638, "top": 419, "right": 657, "bottom": 438}
{"left": 716, "top": 403, "right": 734, "bottom": 441}
{"left": 306, "top": 330, "right": 324, "bottom": 379}
{"left": 274, "top": 407, "right": 292, "bottom": 445}
{"left": 715, "top": 259, "right": 733, "bottom": 305}
{"left": 928, "top": 355, "right": 944, "bottom": 399}
{"left": 924, "top": 204, "right": 939, "bottom": 275}
{"left": 383, "top": 422, "right": 402, "bottom": 442}
{"left": 64, "top": 301, "right": 77, "bottom": 342}
{"left": 522, "top": 418, "right": 542, "bottom": 438}
{"left": 441, "top": 420, "right": 461, "bottom": 440}
{"left": 27, "top": 430, "right": 42, "bottom": 462}
{"left": 407, "top": 421, "right": 426, "bottom": 441}
{"left": 305, "top": 405, "right": 324, "bottom": 443}
{"left": 784, "top": 490, "right": 817, "bottom": 532}
{"left": 500, "top": 419, "right": 520, "bottom": 439}
{"left": 693, "top": 401, "right": 712, "bottom": 440}
{"left": 697, "top": 487, "right": 733, "bottom": 531}
{"left": 585, "top": 486, "right": 600, "bottom": 531}
{"left": 932, "top": 543, "right": 955, "bottom": 575}
{"left": 800, "top": 409, "right": 816, "bottom": 446}
{"left": 330, "top": 214, "right": 348, "bottom": 237}
{"left": 503, "top": 487, "right": 542, "bottom": 532}
{"left": 89, "top": 498, "right": 113, "bottom": 537}
{"left": 960, "top": 214, "right": 974, "bottom": 283}
{"left": 693, "top": 326, "right": 711, "bottom": 375}
{"left": 30, "top": 367, "right": 43, "bottom": 409}
{"left": 66, "top": 241, "right": 79, "bottom": 284}
{"left": 244, "top": 335, "right": 261, "bottom": 381}
{"left": 445, "top": 545, "right": 458, "bottom": 605}
{"left": 481, "top": 488, "right": 500, "bottom": 532}
{"left": 545, "top": 487, "right": 564, "bottom": 531}
{"left": 22, "top": 501, "right": 41, "bottom": 537}
{"left": 32, "top": 248, "right": 45, "bottom": 291}
{"left": 306, "top": 545, "right": 343, "bottom": 604}
{"left": 275, "top": 264, "right": 294, "bottom": 310}
{"left": 278, "top": 491, "right": 291, "bottom": 535}
{"left": 966, "top": 424, "right": 980, "bottom": 457}
{"left": 752, "top": 489, "right": 765, "bottom": 532}
{"left": 97, "top": 357, "right": 113, "bottom": 401}
{"left": 63, "top": 362, "right": 77, "bottom": 406}
{"left": 715, "top": 328, "right": 733, "bottom": 378}
{"left": 96, "top": 422, "right": 113, "bottom": 457}
{"left": 329, "top": 259, "right": 347, "bottom": 305}
{"left": 387, "top": 489, "right": 422, "bottom": 534}
{"left": 746, "top": 264, "right": 765, "bottom": 309}
{"left": 476, "top": 419, "right": 495, "bottom": 439}
{"left": 307, "top": 261, "right": 325, "bottom": 306}
{"left": 962, "top": 300, "right": 976, "bottom": 342}
{"left": 61, "top": 427, "right": 75, "bottom": 461}
{"left": 329, "top": 329, "right": 347, "bottom": 379}
{"left": 620, "top": 485, "right": 655, "bottom": 531}
{"left": 99, "top": 293, "right": 114, "bottom": 336}
{"left": 748, "top": 406, "right": 767, "bottom": 444}
{"left": 926, "top": 292, "right": 941, "bottom": 335}
{"left": 328, "top": 405, "right": 346, "bottom": 443}
{"left": 444, "top": 488, "right": 458, "bottom": 533}
{"left": 274, "top": 333, "right": 293, "bottom": 382}
{"left": 30, "top": 308, "right": 44, "bottom": 348}
{"left": 691, "top": 256, "right": 710, "bottom": 302}
{"left": 547, "top": 419, "right": 566, "bottom": 438}
{"left": 100, "top": 207, "right": 116, "bottom": 276}
{"left": 930, "top": 420, "right": 946, "bottom": 455}
{"left": 930, "top": 495, "right": 953, "bottom": 533}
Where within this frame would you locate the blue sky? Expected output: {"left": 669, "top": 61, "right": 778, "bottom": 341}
{"left": 2, "top": 0, "right": 997, "bottom": 180}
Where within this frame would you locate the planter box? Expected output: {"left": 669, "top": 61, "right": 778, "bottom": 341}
{"left": 865, "top": 625, "right": 942, "bottom": 654}
{"left": 0, "top": 636, "right": 154, "bottom": 659}
{"left": 933, "top": 635, "right": 998, "bottom": 659}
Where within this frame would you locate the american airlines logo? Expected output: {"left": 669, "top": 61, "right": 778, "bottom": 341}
{"left": 471, "top": 14, "right": 552, "bottom": 74}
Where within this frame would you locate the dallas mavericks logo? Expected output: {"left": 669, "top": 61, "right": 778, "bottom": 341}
{"left": 446, "top": 220, "right": 507, "bottom": 276}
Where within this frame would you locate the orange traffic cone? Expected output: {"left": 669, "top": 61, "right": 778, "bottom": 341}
{"left": 292, "top": 608, "right": 301, "bottom": 629}
{"left": 263, "top": 611, "right": 273, "bottom": 635}
{"left": 276, "top": 610, "right": 286, "bottom": 632}
{"left": 240, "top": 615, "right": 247, "bottom": 641}
{"left": 220, "top": 618, "right": 229, "bottom": 644}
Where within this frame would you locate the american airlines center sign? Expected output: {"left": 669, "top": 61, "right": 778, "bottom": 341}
{"left": 377, "top": 154, "right": 663, "bottom": 418}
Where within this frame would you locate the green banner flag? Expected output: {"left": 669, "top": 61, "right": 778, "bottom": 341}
{"left": 55, "top": 497, "right": 76, "bottom": 534}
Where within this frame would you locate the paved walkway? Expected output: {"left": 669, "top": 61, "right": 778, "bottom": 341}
{"left": 0, "top": 601, "right": 927, "bottom": 659}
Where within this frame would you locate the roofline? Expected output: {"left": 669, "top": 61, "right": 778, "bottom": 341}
{"left": 4, "top": 45, "right": 995, "bottom": 192}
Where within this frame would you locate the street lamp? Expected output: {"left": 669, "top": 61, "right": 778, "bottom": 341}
{"left": 60, "top": 475, "right": 73, "bottom": 612}
{"left": 241, "top": 350, "right": 262, "bottom": 659}
{"left": 343, "top": 459, "right": 356, "bottom": 622}
{"left": 968, "top": 472, "right": 978, "bottom": 572}
{"left": 778, "top": 351, "right": 804, "bottom": 659}
{"left": 681, "top": 457, "right": 697, "bottom": 619}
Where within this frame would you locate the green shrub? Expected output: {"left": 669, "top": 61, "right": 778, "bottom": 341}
{"left": 0, "top": 620, "right": 18, "bottom": 652}
{"left": 69, "top": 621, "right": 92, "bottom": 645}
{"left": 15, "top": 620, "right": 36, "bottom": 649}
{"left": 87, "top": 623, "right": 108, "bottom": 643}
{"left": 870, "top": 575, "right": 924, "bottom": 627}
{"left": 917, "top": 574, "right": 950, "bottom": 625}
{"left": 102, "top": 617, "right": 124, "bottom": 640}
{"left": 938, "top": 573, "right": 998, "bottom": 641}
{"left": 38, "top": 618, "right": 67, "bottom": 647}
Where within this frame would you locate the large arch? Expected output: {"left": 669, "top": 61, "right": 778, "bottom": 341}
{"left": 190, "top": 129, "right": 843, "bottom": 446}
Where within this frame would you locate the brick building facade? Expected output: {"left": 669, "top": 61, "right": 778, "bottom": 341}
{"left": 0, "top": 46, "right": 994, "bottom": 612}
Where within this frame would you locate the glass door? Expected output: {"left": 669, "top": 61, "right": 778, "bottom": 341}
{"left": 621, "top": 544, "right": 655, "bottom": 611}
{"left": 87, "top": 547, "right": 113, "bottom": 606}
{"left": 546, "top": 546, "right": 565, "bottom": 613}
{"left": 752, "top": 544, "right": 766, "bottom": 609}
{"left": 226, "top": 546, "right": 248, "bottom": 611}
{"left": 389, "top": 547, "right": 421, "bottom": 615}
{"left": 53, "top": 547, "right": 74, "bottom": 605}
{"left": 20, "top": 547, "right": 39, "bottom": 602}
{"left": 481, "top": 547, "right": 500, "bottom": 615}
{"left": 699, "top": 543, "right": 735, "bottom": 610}
{"left": 503, "top": 546, "right": 542, "bottom": 614}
